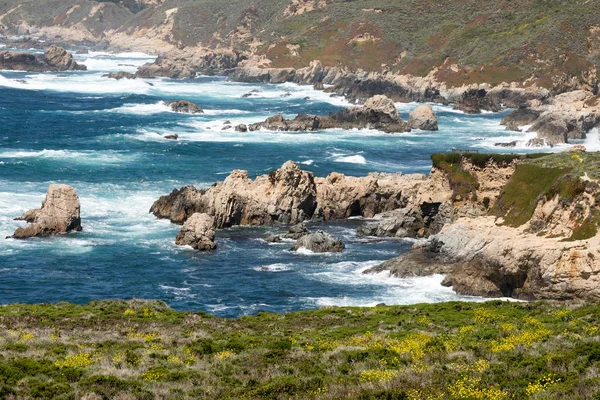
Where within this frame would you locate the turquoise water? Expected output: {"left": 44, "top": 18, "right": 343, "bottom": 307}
{"left": 0, "top": 50, "right": 536, "bottom": 316}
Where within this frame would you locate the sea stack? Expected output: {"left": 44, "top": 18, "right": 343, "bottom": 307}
{"left": 12, "top": 184, "right": 82, "bottom": 239}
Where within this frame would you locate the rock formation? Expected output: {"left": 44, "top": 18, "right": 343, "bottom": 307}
{"left": 408, "top": 104, "right": 438, "bottom": 131}
{"left": 151, "top": 161, "right": 427, "bottom": 227}
{"left": 366, "top": 152, "right": 600, "bottom": 300}
{"left": 0, "top": 46, "right": 86, "bottom": 72}
{"left": 136, "top": 48, "right": 242, "bottom": 78}
{"left": 248, "top": 95, "right": 410, "bottom": 133}
{"left": 12, "top": 184, "right": 82, "bottom": 239}
{"left": 501, "top": 90, "right": 600, "bottom": 146}
{"left": 175, "top": 213, "right": 217, "bottom": 251}
{"left": 290, "top": 231, "right": 345, "bottom": 253}
{"left": 168, "top": 100, "right": 204, "bottom": 114}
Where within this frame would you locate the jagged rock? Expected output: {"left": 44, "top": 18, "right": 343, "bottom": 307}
{"left": 313, "top": 82, "right": 324, "bottom": 90}
{"left": 248, "top": 95, "right": 410, "bottom": 133}
{"left": 175, "top": 213, "right": 216, "bottom": 251}
{"left": 104, "top": 71, "right": 136, "bottom": 80}
{"left": 235, "top": 124, "right": 248, "bottom": 132}
{"left": 151, "top": 161, "right": 318, "bottom": 228}
{"left": 408, "top": 104, "right": 438, "bottom": 131}
{"left": 150, "top": 185, "right": 207, "bottom": 224}
{"left": 168, "top": 100, "right": 204, "bottom": 114}
{"left": 0, "top": 46, "right": 86, "bottom": 72}
{"left": 12, "top": 184, "right": 82, "bottom": 239}
{"left": 151, "top": 162, "right": 427, "bottom": 228}
{"left": 314, "top": 172, "right": 426, "bottom": 220}
{"left": 290, "top": 231, "right": 345, "bottom": 253}
{"left": 164, "top": 134, "right": 179, "bottom": 140}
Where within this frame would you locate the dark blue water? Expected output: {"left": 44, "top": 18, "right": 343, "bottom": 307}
{"left": 0, "top": 51, "right": 533, "bottom": 316}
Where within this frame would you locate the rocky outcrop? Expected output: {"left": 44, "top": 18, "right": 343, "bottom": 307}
{"left": 500, "top": 90, "right": 600, "bottom": 146}
{"left": 248, "top": 95, "right": 410, "bottom": 133}
{"left": 168, "top": 100, "right": 204, "bottom": 114}
{"left": 290, "top": 231, "right": 345, "bottom": 253}
{"left": 151, "top": 161, "right": 318, "bottom": 228}
{"left": 372, "top": 218, "right": 600, "bottom": 300}
{"left": 408, "top": 104, "right": 438, "bottom": 131}
{"left": 151, "top": 161, "right": 429, "bottom": 228}
{"left": 315, "top": 171, "right": 426, "bottom": 220}
{"left": 136, "top": 48, "right": 242, "bottom": 78}
{"left": 12, "top": 184, "right": 82, "bottom": 239}
{"left": 175, "top": 213, "right": 217, "bottom": 251}
{"left": 0, "top": 46, "right": 86, "bottom": 72}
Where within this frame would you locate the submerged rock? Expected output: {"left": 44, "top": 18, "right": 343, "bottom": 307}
{"left": 175, "top": 213, "right": 217, "bottom": 251}
{"left": 290, "top": 231, "right": 345, "bottom": 253}
{"left": 408, "top": 104, "right": 438, "bottom": 131}
{"left": 168, "top": 100, "right": 204, "bottom": 114}
{"left": 12, "top": 184, "right": 82, "bottom": 239}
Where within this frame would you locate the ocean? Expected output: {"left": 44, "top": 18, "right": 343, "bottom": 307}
{"left": 0, "top": 49, "right": 551, "bottom": 316}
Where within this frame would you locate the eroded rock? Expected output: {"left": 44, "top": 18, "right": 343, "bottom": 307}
{"left": 12, "top": 184, "right": 82, "bottom": 239}
{"left": 175, "top": 213, "right": 217, "bottom": 251}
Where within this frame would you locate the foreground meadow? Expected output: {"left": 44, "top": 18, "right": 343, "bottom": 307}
{"left": 1, "top": 300, "right": 599, "bottom": 399}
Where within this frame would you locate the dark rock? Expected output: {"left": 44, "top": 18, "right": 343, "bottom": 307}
{"left": 235, "top": 124, "right": 248, "bottom": 132}
{"left": 164, "top": 134, "right": 179, "bottom": 140}
{"left": 501, "top": 108, "right": 540, "bottom": 131}
{"left": 495, "top": 141, "right": 518, "bottom": 147}
{"left": 168, "top": 100, "right": 204, "bottom": 114}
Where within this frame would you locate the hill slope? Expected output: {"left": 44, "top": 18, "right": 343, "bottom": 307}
{"left": 1, "top": 0, "right": 600, "bottom": 91}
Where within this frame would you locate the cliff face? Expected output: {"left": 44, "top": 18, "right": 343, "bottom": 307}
{"left": 1, "top": 0, "right": 600, "bottom": 93}
{"left": 370, "top": 151, "right": 600, "bottom": 301}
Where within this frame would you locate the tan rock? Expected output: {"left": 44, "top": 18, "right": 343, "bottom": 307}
{"left": 12, "top": 184, "right": 82, "bottom": 239}
{"left": 175, "top": 213, "right": 216, "bottom": 251}
{"left": 408, "top": 104, "right": 438, "bottom": 130}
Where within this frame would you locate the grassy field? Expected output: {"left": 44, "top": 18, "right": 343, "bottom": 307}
{"left": 2, "top": 299, "right": 600, "bottom": 399}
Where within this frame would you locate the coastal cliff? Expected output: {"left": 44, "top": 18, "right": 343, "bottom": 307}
{"left": 368, "top": 151, "right": 600, "bottom": 300}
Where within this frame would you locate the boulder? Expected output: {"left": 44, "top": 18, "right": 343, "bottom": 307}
{"left": 564, "top": 145, "right": 587, "bottom": 152}
{"left": 12, "top": 184, "right": 82, "bottom": 239}
{"left": 235, "top": 124, "right": 248, "bottom": 132}
{"left": 164, "top": 134, "right": 179, "bottom": 140}
{"left": 168, "top": 100, "right": 204, "bottom": 114}
{"left": 43, "top": 46, "right": 87, "bottom": 71}
{"left": 175, "top": 213, "right": 217, "bottom": 251}
{"left": 408, "top": 104, "right": 438, "bottom": 130}
{"left": 357, "top": 208, "right": 425, "bottom": 238}
{"left": 290, "top": 231, "right": 345, "bottom": 253}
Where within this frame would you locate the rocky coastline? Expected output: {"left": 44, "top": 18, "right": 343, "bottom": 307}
{"left": 148, "top": 149, "right": 600, "bottom": 301}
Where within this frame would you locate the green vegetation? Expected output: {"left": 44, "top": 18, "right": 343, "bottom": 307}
{"left": 493, "top": 164, "right": 569, "bottom": 227}
{"left": 430, "top": 153, "right": 546, "bottom": 202}
{"left": 2, "top": 300, "right": 600, "bottom": 399}
{"left": 492, "top": 152, "right": 600, "bottom": 228}
{"left": 3, "top": 0, "right": 600, "bottom": 89}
